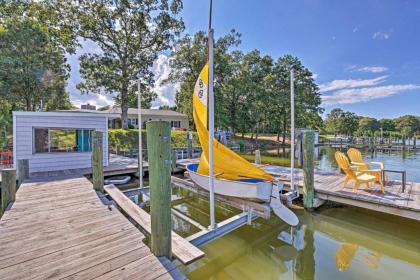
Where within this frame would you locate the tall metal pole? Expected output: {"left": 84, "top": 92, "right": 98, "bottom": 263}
{"left": 138, "top": 79, "right": 143, "bottom": 189}
{"left": 290, "top": 69, "right": 295, "bottom": 191}
{"left": 208, "top": 28, "right": 216, "bottom": 230}
{"left": 208, "top": 0, "right": 216, "bottom": 229}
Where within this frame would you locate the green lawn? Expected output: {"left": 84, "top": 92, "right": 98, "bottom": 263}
{"left": 239, "top": 153, "right": 296, "bottom": 167}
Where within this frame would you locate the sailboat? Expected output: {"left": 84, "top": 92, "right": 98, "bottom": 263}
{"left": 186, "top": 0, "right": 298, "bottom": 226}
{"left": 186, "top": 62, "right": 277, "bottom": 201}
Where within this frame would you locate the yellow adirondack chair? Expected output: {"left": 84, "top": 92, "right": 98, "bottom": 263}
{"left": 347, "top": 148, "right": 384, "bottom": 170}
{"left": 335, "top": 151, "right": 384, "bottom": 192}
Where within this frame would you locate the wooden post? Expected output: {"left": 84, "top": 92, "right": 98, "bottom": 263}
{"left": 187, "top": 132, "right": 193, "bottom": 158}
{"left": 254, "top": 149, "right": 261, "bottom": 164}
{"left": 1, "top": 168, "right": 16, "bottom": 216}
{"left": 171, "top": 149, "right": 177, "bottom": 172}
{"left": 302, "top": 130, "right": 315, "bottom": 209}
{"left": 92, "top": 131, "right": 104, "bottom": 192}
{"left": 297, "top": 130, "right": 303, "bottom": 167}
{"left": 17, "top": 159, "right": 29, "bottom": 186}
{"left": 147, "top": 121, "right": 172, "bottom": 258}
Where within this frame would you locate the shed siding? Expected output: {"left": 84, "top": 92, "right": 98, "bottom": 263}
{"left": 15, "top": 115, "right": 108, "bottom": 173}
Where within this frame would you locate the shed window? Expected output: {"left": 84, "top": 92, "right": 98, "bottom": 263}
{"left": 171, "top": 121, "right": 181, "bottom": 128}
{"left": 34, "top": 128, "right": 94, "bottom": 153}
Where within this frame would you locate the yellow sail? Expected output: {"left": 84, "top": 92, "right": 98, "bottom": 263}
{"left": 193, "top": 63, "right": 275, "bottom": 181}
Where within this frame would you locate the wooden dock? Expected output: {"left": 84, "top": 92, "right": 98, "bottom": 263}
{"left": 26, "top": 154, "right": 147, "bottom": 179}
{"left": 0, "top": 176, "right": 185, "bottom": 280}
{"left": 176, "top": 159, "right": 420, "bottom": 221}
{"left": 263, "top": 165, "right": 420, "bottom": 221}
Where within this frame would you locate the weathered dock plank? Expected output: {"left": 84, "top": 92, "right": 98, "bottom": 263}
{"left": 105, "top": 184, "right": 205, "bottom": 265}
{"left": 0, "top": 176, "right": 184, "bottom": 280}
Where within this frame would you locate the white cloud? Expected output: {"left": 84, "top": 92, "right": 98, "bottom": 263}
{"left": 319, "top": 76, "right": 387, "bottom": 92}
{"left": 354, "top": 66, "right": 388, "bottom": 73}
{"left": 352, "top": 27, "right": 358, "bottom": 33}
{"left": 372, "top": 31, "right": 390, "bottom": 40}
{"left": 322, "top": 84, "right": 420, "bottom": 106}
{"left": 66, "top": 39, "right": 112, "bottom": 109}
{"left": 71, "top": 94, "right": 115, "bottom": 108}
{"left": 67, "top": 41, "right": 178, "bottom": 109}
{"left": 151, "top": 54, "right": 180, "bottom": 108}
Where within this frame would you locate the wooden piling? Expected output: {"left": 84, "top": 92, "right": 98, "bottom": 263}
{"left": 17, "top": 159, "right": 29, "bottom": 186}
{"left": 254, "top": 149, "right": 261, "bottom": 164}
{"left": 302, "top": 130, "right": 315, "bottom": 209}
{"left": 1, "top": 168, "right": 16, "bottom": 216}
{"left": 146, "top": 121, "right": 172, "bottom": 258}
{"left": 297, "top": 131, "right": 303, "bottom": 167}
{"left": 187, "top": 132, "right": 193, "bottom": 158}
{"left": 171, "top": 149, "right": 177, "bottom": 172}
{"left": 92, "top": 131, "right": 104, "bottom": 192}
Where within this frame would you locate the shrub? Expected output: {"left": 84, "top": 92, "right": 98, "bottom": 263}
{"left": 108, "top": 129, "right": 200, "bottom": 152}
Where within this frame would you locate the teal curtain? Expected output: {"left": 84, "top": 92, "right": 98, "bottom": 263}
{"left": 75, "top": 129, "right": 93, "bottom": 152}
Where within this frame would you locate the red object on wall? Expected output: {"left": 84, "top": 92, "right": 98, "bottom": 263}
{"left": 0, "top": 150, "right": 13, "bottom": 166}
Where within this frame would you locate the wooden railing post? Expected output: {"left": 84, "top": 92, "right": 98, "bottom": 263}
{"left": 1, "top": 168, "right": 16, "bottom": 216}
{"left": 254, "top": 149, "right": 261, "bottom": 164}
{"left": 171, "top": 149, "right": 177, "bottom": 172}
{"left": 92, "top": 131, "right": 104, "bottom": 192}
{"left": 187, "top": 132, "right": 193, "bottom": 159}
{"left": 297, "top": 130, "right": 303, "bottom": 167}
{"left": 147, "top": 121, "right": 172, "bottom": 258}
{"left": 17, "top": 159, "right": 29, "bottom": 186}
{"left": 302, "top": 130, "right": 315, "bottom": 209}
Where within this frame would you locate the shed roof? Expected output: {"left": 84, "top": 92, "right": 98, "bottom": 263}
{"left": 13, "top": 110, "right": 119, "bottom": 118}
{"left": 106, "top": 107, "right": 187, "bottom": 118}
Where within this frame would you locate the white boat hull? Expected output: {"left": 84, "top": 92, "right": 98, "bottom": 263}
{"left": 186, "top": 164, "right": 272, "bottom": 201}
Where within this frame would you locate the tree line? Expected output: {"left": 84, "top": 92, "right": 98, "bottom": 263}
{"left": 324, "top": 108, "right": 420, "bottom": 138}
{"left": 166, "top": 30, "right": 323, "bottom": 143}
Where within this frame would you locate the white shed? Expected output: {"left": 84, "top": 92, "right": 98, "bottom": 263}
{"left": 13, "top": 111, "right": 118, "bottom": 174}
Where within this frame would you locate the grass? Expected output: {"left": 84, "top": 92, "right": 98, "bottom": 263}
{"left": 239, "top": 153, "right": 296, "bottom": 167}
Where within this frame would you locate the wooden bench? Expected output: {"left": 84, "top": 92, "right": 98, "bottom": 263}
{"left": 104, "top": 184, "right": 205, "bottom": 265}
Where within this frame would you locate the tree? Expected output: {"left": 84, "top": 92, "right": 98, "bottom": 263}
{"left": 0, "top": 20, "right": 72, "bottom": 111}
{"left": 60, "top": 0, "right": 184, "bottom": 129}
{"left": 267, "top": 55, "right": 322, "bottom": 144}
{"left": 379, "top": 118, "right": 395, "bottom": 133}
{"left": 324, "top": 109, "right": 358, "bottom": 136}
{"left": 356, "top": 117, "right": 380, "bottom": 136}
{"left": 324, "top": 108, "right": 345, "bottom": 137}
{"left": 159, "top": 105, "right": 177, "bottom": 111}
{"left": 0, "top": 100, "right": 11, "bottom": 149}
{"left": 235, "top": 50, "right": 273, "bottom": 143}
{"left": 114, "top": 86, "right": 157, "bottom": 109}
{"left": 395, "top": 115, "right": 419, "bottom": 138}
{"left": 166, "top": 30, "right": 242, "bottom": 128}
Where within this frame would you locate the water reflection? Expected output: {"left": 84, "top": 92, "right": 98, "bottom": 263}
{"left": 173, "top": 190, "right": 420, "bottom": 280}
{"left": 335, "top": 243, "right": 358, "bottom": 271}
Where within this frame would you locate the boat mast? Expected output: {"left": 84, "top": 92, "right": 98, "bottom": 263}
{"left": 208, "top": 0, "right": 216, "bottom": 229}
{"left": 138, "top": 79, "right": 143, "bottom": 189}
{"left": 290, "top": 69, "right": 295, "bottom": 192}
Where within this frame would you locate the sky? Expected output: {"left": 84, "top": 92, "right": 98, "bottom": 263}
{"left": 67, "top": 0, "right": 420, "bottom": 119}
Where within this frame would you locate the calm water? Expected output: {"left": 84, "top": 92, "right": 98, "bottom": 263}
{"left": 125, "top": 146, "right": 420, "bottom": 279}
{"left": 166, "top": 187, "right": 420, "bottom": 280}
